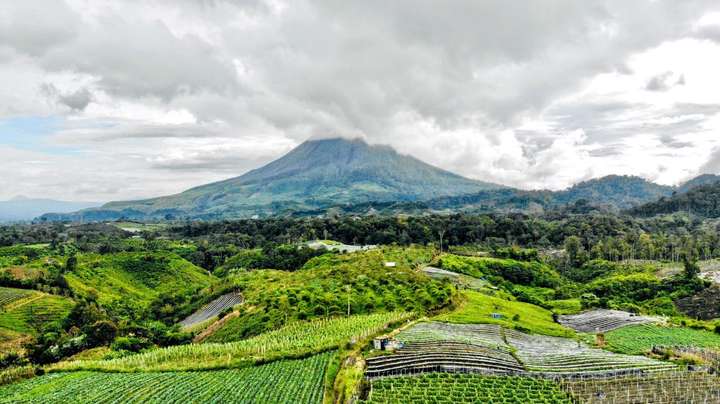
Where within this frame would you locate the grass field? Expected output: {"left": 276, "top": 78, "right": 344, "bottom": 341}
{"left": 51, "top": 312, "right": 412, "bottom": 372}
{"left": 604, "top": 324, "right": 720, "bottom": 355}
{"left": 1, "top": 352, "right": 332, "bottom": 403}
{"left": 364, "top": 373, "right": 572, "bottom": 403}
{"left": 434, "top": 290, "right": 574, "bottom": 337}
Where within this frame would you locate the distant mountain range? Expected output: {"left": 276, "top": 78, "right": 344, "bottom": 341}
{"left": 37, "top": 138, "right": 720, "bottom": 222}
{"left": 0, "top": 197, "right": 99, "bottom": 223}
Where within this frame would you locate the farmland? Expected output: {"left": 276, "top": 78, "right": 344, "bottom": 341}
{"left": 0, "top": 352, "right": 332, "bottom": 403}
{"left": 363, "top": 373, "right": 573, "bottom": 403}
{"left": 51, "top": 312, "right": 412, "bottom": 372}
{"left": 604, "top": 324, "right": 720, "bottom": 355}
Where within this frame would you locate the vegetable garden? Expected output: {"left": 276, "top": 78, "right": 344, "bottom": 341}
{"left": 0, "top": 287, "right": 33, "bottom": 308}
{"left": 52, "top": 311, "right": 412, "bottom": 372}
{"left": 363, "top": 373, "right": 573, "bottom": 403}
{"left": 178, "top": 292, "right": 243, "bottom": 329}
{"left": 558, "top": 309, "right": 655, "bottom": 333}
{"left": 604, "top": 324, "right": 720, "bottom": 355}
{"left": 0, "top": 352, "right": 332, "bottom": 403}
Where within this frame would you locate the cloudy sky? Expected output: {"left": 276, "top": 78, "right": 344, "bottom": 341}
{"left": 3, "top": 0, "right": 720, "bottom": 202}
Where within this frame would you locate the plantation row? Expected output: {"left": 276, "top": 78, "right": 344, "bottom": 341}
{"left": 560, "top": 370, "right": 720, "bottom": 403}
{"left": 178, "top": 292, "right": 243, "bottom": 328}
{"left": 505, "top": 329, "right": 676, "bottom": 375}
{"left": 558, "top": 309, "right": 655, "bottom": 333}
{"left": 0, "top": 287, "right": 33, "bottom": 308}
{"left": 0, "top": 352, "right": 332, "bottom": 403}
{"left": 604, "top": 324, "right": 720, "bottom": 355}
{"left": 396, "top": 322, "right": 509, "bottom": 352}
{"left": 365, "top": 342, "right": 523, "bottom": 378}
{"left": 363, "top": 373, "right": 573, "bottom": 404}
{"left": 52, "top": 312, "right": 412, "bottom": 372}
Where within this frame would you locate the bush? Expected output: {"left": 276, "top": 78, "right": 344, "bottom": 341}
{"left": 111, "top": 336, "right": 152, "bottom": 353}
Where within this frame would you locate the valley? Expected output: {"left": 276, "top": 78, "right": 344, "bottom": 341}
{"left": 1, "top": 212, "right": 720, "bottom": 402}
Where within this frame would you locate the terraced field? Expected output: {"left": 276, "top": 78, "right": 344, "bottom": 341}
{"left": 558, "top": 309, "right": 656, "bottom": 333}
{"left": 363, "top": 373, "right": 573, "bottom": 403}
{"left": 506, "top": 329, "right": 676, "bottom": 375}
{"left": 560, "top": 371, "right": 720, "bottom": 403}
{"left": 179, "top": 292, "right": 243, "bottom": 329}
{"left": 52, "top": 312, "right": 412, "bottom": 372}
{"left": 396, "top": 322, "right": 509, "bottom": 351}
{"left": 0, "top": 352, "right": 332, "bottom": 404}
{"left": 0, "top": 287, "right": 33, "bottom": 307}
{"left": 0, "top": 291, "right": 74, "bottom": 335}
{"left": 605, "top": 324, "right": 720, "bottom": 355}
{"left": 365, "top": 342, "right": 523, "bottom": 378}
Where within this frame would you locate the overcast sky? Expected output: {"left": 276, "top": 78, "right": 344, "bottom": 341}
{"left": 2, "top": 0, "right": 720, "bottom": 202}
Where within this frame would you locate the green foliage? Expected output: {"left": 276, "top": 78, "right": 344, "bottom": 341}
{"left": 1, "top": 353, "right": 332, "bottom": 403}
{"left": 547, "top": 298, "right": 582, "bottom": 315}
{"left": 51, "top": 312, "right": 411, "bottom": 372}
{"left": 363, "top": 373, "right": 572, "bottom": 403}
{"left": 216, "top": 243, "right": 327, "bottom": 275}
{"left": 0, "top": 291, "right": 74, "bottom": 335}
{"left": 438, "top": 254, "right": 563, "bottom": 289}
{"left": 65, "top": 252, "right": 214, "bottom": 309}
{"left": 434, "top": 290, "right": 574, "bottom": 337}
{"left": 604, "top": 324, "right": 720, "bottom": 355}
{"left": 586, "top": 273, "right": 661, "bottom": 303}
{"left": 492, "top": 246, "right": 539, "bottom": 261}
{"left": 209, "top": 247, "right": 447, "bottom": 341}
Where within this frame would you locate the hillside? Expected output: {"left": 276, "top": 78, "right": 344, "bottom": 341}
{"left": 65, "top": 252, "right": 215, "bottom": 308}
{"left": 41, "top": 138, "right": 501, "bottom": 221}
{"left": 630, "top": 182, "right": 720, "bottom": 218}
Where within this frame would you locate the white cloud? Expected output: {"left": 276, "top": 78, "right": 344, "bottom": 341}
{"left": 2, "top": 1, "right": 720, "bottom": 200}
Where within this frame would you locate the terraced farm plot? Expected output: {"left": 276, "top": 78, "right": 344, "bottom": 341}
{"left": 363, "top": 373, "right": 573, "bottom": 404}
{"left": 604, "top": 324, "right": 720, "bottom": 355}
{"left": 52, "top": 312, "right": 412, "bottom": 372}
{"left": 179, "top": 292, "right": 243, "bottom": 329}
{"left": 505, "top": 329, "right": 676, "bottom": 375}
{"left": 0, "top": 287, "right": 33, "bottom": 307}
{"left": 396, "top": 322, "right": 509, "bottom": 351}
{"left": 0, "top": 352, "right": 332, "bottom": 404}
{"left": 558, "top": 309, "right": 656, "bottom": 333}
{"left": 0, "top": 292, "right": 74, "bottom": 335}
{"left": 434, "top": 290, "right": 573, "bottom": 337}
{"left": 561, "top": 371, "right": 720, "bottom": 403}
{"left": 421, "top": 266, "right": 487, "bottom": 290}
{"left": 365, "top": 342, "right": 523, "bottom": 378}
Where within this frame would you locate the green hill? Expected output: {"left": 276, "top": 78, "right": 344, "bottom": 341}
{"left": 66, "top": 252, "right": 215, "bottom": 307}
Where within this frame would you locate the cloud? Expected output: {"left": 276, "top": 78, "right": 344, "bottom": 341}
{"left": 2, "top": 1, "right": 720, "bottom": 199}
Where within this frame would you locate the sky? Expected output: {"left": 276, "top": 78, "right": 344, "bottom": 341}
{"left": 2, "top": 0, "right": 720, "bottom": 202}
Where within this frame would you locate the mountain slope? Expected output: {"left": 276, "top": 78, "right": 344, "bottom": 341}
{"left": 630, "top": 182, "right": 720, "bottom": 218}
{"left": 552, "top": 175, "right": 674, "bottom": 209}
{"left": 677, "top": 174, "right": 720, "bottom": 194}
{"left": 42, "top": 138, "right": 501, "bottom": 221}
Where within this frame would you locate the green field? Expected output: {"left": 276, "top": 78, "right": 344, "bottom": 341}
{"left": 51, "top": 312, "right": 412, "bottom": 372}
{"left": 0, "top": 352, "right": 332, "bottom": 403}
{"left": 364, "top": 373, "right": 573, "bottom": 403}
{"left": 66, "top": 252, "right": 214, "bottom": 306}
{"left": 0, "top": 288, "right": 74, "bottom": 336}
{"left": 0, "top": 287, "right": 34, "bottom": 307}
{"left": 604, "top": 324, "right": 720, "bottom": 355}
{"left": 434, "top": 290, "right": 574, "bottom": 337}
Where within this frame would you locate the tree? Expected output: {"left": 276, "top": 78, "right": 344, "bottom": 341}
{"left": 682, "top": 252, "right": 700, "bottom": 280}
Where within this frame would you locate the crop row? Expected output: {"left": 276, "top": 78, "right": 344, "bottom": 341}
{"left": 52, "top": 311, "right": 412, "bottom": 372}
{"left": 0, "top": 352, "right": 332, "bottom": 403}
{"left": 396, "top": 322, "right": 508, "bottom": 351}
{"left": 0, "top": 287, "right": 33, "bottom": 308}
{"left": 505, "top": 329, "right": 676, "bottom": 374}
{"left": 365, "top": 342, "right": 523, "bottom": 378}
{"left": 363, "top": 373, "right": 573, "bottom": 404}
{"left": 558, "top": 309, "right": 653, "bottom": 333}
{"left": 560, "top": 370, "right": 720, "bottom": 404}
{"left": 179, "top": 292, "right": 243, "bottom": 328}
{"left": 604, "top": 324, "right": 720, "bottom": 355}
